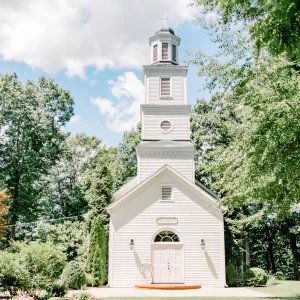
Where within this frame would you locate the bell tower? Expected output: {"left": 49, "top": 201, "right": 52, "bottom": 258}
{"left": 137, "top": 18, "right": 194, "bottom": 183}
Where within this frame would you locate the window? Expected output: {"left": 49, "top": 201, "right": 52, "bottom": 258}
{"left": 160, "top": 78, "right": 170, "bottom": 96}
{"left": 154, "top": 230, "right": 180, "bottom": 242}
{"left": 153, "top": 44, "right": 158, "bottom": 62}
{"left": 161, "top": 185, "right": 173, "bottom": 201}
{"left": 162, "top": 43, "right": 168, "bottom": 59}
{"left": 172, "top": 44, "right": 176, "bottom": 62}
{"left": 160, "top": 120, "right": 172, "bottom": 133}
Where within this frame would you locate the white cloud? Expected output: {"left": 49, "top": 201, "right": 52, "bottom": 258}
{"left": 69, "top": 114, "right": 81, "bottom": 124}
{"left": 0, "top": 0, "right": 195, "bottom": 78}
{"left": 91, "top": 72, "right": 144, "bottom": 133}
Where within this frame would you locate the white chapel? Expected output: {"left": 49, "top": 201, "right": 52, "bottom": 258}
{"left": 107, "top": 23, "right": 226, "bottom": 288}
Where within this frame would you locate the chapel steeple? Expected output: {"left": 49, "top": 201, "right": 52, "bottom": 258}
{"left": 149, "top": 15, "right": 181, "bottom": 65}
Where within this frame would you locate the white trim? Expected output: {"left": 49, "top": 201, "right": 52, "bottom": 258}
{"left": 152, "top": 43, "right": 158, "bottom": 63}
{"left": 160, "top": 184, "right": 174, "bottom": 202}
{"left": 108, "top": 218, "right": 114, "bottom": 286}
{"left": 220, "top": 215, "right": 227, "bottom": 287}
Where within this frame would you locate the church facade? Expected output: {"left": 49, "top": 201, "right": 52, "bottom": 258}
{"left": 107, "top": 25, "right": 226, "bottom": 288}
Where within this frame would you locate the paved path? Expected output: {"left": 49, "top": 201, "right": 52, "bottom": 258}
{"left": 74, "top": 287, "right": 269, "bottom": 298}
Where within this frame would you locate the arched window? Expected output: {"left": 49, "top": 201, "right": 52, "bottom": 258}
{"left": 154, "top": 230, "right": 180, "bottom": 242}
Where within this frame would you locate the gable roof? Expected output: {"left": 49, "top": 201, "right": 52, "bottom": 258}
{"left": 107, "top": 164, "right": 220, "bottom": 213}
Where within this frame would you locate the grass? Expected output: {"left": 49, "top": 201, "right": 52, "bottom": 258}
{"left": 101, "top": 281, "right": 300, "bottom": 300}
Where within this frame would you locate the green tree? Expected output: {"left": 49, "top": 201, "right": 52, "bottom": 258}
{"left": 0, "top": 74, "right": 73, "bottom": 238}
{"left": 87, "top": 216, "right": 107, "bottom": 286}
{"left": 38, "top": 134, "right": 102, "bottom": 219}
{"left": 85, "top": 161, "right": 113, "bottom": 224}
{"left": 192, "top": 0, "right": 300, "bottom": 63}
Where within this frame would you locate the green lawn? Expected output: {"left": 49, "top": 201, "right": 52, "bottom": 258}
{"left": 102, "top": 281, "right": 300, "bottom": 300}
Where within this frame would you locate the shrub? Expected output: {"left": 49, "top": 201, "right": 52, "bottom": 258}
{"left": 0, "top": 251, "right": 30, "bottom": 296}
{"left": 85, "top": 273, "right": 95, "bottom": 287}
{"left": 266, "top": 275, "right": 278, "bottom": 286}
{"left": 244, "top": 267, "right": 268, "bottom": 287}
{"left": 226, "top": 260, "right": 236, "bottom": 287}
{"left": 74, "top": 291, "right": 90, "bottom": 300}
{"left": 61, "top": 261, "right": 86, "bottom": 289}
{"left": 18, "top": 243, "right": 66, "bottom": 291}
{"left": 87, "top": 217, "right": 107, "bottom": 286}
{"left": 45, "top": 279, "right": 67, "bottom": 298}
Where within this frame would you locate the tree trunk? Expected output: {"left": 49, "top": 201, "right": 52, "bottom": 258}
{"left": 290, "top": 233, "right": 300, "bottom": 280}
{"left": 245, "top": 233, "right": 250, "bottom": 267}
{"left": 266, "top": 227, "right": 277, "bottom": 274}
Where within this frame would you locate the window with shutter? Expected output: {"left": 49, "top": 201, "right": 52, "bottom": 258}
{"left": 160, "top": 78, "right": 170, "bottom": 96}
{"left": 153, "top": 44, "right": 158, "bottom": 62}
{"left": 162, "top": 43, "right": 168, "bottom": 60}
{"left": 172, "top": 44, "right": 176, "bottom": 62}
{"left": 161, "top": 186, "right": 173, "bottom": 201}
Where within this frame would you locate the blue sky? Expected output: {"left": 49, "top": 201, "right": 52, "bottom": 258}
{"left": 0, "top": 1, "right": 218, "bottom": 146}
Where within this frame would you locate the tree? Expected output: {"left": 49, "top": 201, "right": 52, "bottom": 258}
{"left": 0, "top": 188, "right": 9, "bottom": 238}
{"left": 37, "top": 134, "right": 102, "bottom": 219}
{"left": 0, "top": 74, "right": 73, "bottom": 238}
{"left": 117, "top": 123, "right": 141, "bottom": 186}
{"left": 85, "top": 161, "right": 113, "bottom": 225}
{"left": 192, "top": 0, "right": 300, "bottom": 63}
{"left": 87, "top": 216, "right": 107, "bottom": 286}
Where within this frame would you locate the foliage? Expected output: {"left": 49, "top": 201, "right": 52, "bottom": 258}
{"left": 0, "top": 73, "right": 73, "bottom": 238}
{"left": 45, "top": 279, "right": 67, "bottom": 298}
{"left": 74, "top": 291, "right": 90, "bottom": 300}
{"left": 226, "top": 260, "right": 236, "bottom": 287}
{"left": 0, "top": 188, "right": 9, "bottom": 238}
{"left": 61, "top": 261, "right": 86, "bottom": 289}
{"left": 37, "top": 134, "right": 102, "bottom": 219}
{"left": 85, "top": 162, "right": 113, "bottom": 224}
{"left": 116, "top": 123, "right": 141, "bottom": 186}
{"left": 0, "top": 251, "right": 30, "bottom": 296}
{"left": 20, "top": 221, "right": 89, "bottom": 262}
{"left": 87, "top": 216, "right": 107, "bottom": 286}
{"left": 244, "top": 267, "right": 268, "bottom": 287}
{"left": 18, "top": 243, "right": 66, "bottom": 291}
{"left": 192, "top": 0, "right": 300, "bottom": 63}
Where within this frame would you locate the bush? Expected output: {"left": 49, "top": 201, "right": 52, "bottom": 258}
{"left": 226, "top": 260, "right": 236, "bottom": 287}
{"left": 244, "top": 267, "right": 268, "bottom": 287}
{"left": 45, "top": 279, "right": 67, "bottom": 298}
{"left": 0, "top": 251, "right": 31, "bottom": 296}
{"left": 266, "top": 275, "right": 278, "bottom": 286}
{"left": 74, "top": 291, "right": 90, "bottom": 300}
{"left": 19, "top": 243, "right": 67, "bottom": 291}
{"left": 61, "top": 261, "right": 86, "bottom": 289}
{"left": 87, "top": 217, "right": 107, "bottom": 286}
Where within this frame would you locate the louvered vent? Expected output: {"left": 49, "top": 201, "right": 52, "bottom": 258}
{"left": 162, "top": 43, "right": 168, "bottom": 59}
{"left": 172, "top": 44, "right": 176, "bottom": 62}
{"left": 160, "top": 78, "right": 170, "bottom": 96}
{"left": 160, "top": 120, "right": 172, "bottom": 132}
{"left": 153, "top": 44, "right": 158, "bottom": 61}
{"left": 161, "top": 186, "right": 173, "bottom": 201}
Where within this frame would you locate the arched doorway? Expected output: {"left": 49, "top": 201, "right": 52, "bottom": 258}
{"left": 151, "top": 230, "right": 184, "bottom": 283}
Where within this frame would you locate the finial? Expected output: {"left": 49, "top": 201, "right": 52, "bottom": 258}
{"left": 161, "top": 14, "right": 168, "bottom": 26}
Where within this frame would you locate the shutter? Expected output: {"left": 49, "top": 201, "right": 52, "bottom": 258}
{"left": 153, "top": 44, "right": 158, "bottom": 61}
{"left": 172, "top": 44, "right": 176, "bottom": 62}
{"left": 161, "top": 78, "right": 170, "bottom": 96}
{"left": 162, "top": 43, "right": 168, "bottom": 59}
{"left": 161, "top": 186, "right": 172, "bottom": 201}
{"left": 160, "top": 120, "right": 172, "bottom": 132}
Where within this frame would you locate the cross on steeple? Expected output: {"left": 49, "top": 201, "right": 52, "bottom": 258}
{"left": 161, "top": 14, "right": 168, "bottom": 25}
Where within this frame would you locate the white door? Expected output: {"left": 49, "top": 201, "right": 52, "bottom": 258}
{"left": 152, "top": 244, "right": 183, "bottom": 283}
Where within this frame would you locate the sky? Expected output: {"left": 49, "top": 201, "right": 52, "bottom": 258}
{"left": 0, "top": 0, "right": 218, "bottom": 146}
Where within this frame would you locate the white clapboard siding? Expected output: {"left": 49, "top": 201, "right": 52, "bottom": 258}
{"left": 109, "top": 173, "right": 226, "bottom": 288}
{"left": 142, "top": 106, "right": 190, "bottom": 140}
{"left": 138, "top": 155, "right": 194, "bottom": 182}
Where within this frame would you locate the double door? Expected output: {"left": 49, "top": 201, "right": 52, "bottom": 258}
{"left": 152, "top": 244, "right": 183, "bottom": 283}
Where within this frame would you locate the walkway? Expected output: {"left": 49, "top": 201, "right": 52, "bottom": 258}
{"left": 81, "top": 287, "right": 268, "bottom": 298}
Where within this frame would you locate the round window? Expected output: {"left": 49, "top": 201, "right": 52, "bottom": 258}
{"left": 160, "top": 120, "right": 172, "bottom": 133}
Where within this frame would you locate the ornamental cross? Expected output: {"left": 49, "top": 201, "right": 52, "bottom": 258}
{"left": 161, "top": 14, "right": 168, "bottom": 25}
